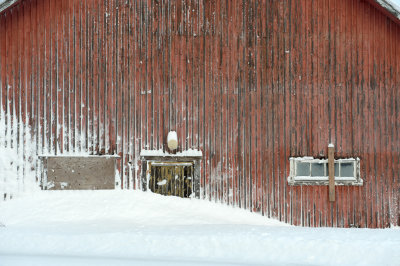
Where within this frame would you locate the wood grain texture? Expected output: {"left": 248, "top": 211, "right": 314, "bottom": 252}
{"left": 0, "top": 0, "right": 399, "bottom": 227}
{"left": 328, "top": 146, "right": 335, "bottom": 202}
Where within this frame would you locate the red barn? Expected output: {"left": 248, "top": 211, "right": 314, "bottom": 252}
{"left": 0, "top": 0, "right": 399, "bottom": 228}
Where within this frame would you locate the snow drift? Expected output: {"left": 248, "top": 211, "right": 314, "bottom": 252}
{"left": 0, "top": 190, "right": 399, "bottom": 265}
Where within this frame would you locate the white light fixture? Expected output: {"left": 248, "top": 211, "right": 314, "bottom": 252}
{"left": 167, "top": 131, "right": 178, "bottom": 151}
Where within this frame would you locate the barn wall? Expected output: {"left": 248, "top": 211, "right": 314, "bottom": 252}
{"left": 0, "top": 0, "right": 399, "bottom": 227}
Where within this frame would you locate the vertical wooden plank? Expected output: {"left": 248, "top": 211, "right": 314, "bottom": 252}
{"left": 65, "top": 0, "right": 71, "bottom": 153}
{"left": 122, "top": 0, "right": 128, "bottom": 187}
{"left": 71, "top": 0, "right": 78, "bottom": 152}
{"left": 48, "top": 0, "right": 54, "bottom": 155}
{"left": 226, "top": 0, "right": 233, "bottom": 206}
{"left": 260, "top": 0, "right": 267, "bottom": 216}
{"left": 192, "top": 0, "right": 199, "bottom": 152}
{"left": 127, "top": 0, "right": 133, "bottom": 188}
{"left": 11, "top": 6, "right": 17, "bottom": 155}
{"left": 151, "top": 0, "right": 158, "bottom": 153}
{"left": 186, "top": 0, "right": 193, "bottom": 151}
{"left": 13, "top": 4, "right": 21, "bottom": 185}
{"left": 114, "top": 0, "right": 121, "bottom": 185}
{"left": 85, "top": 0, "right": 92, "bottom": 155}
{"left": 98, "top": 0, "right": 105, "bottom": 154}
{"left": 4, "top": 7, "right": 11, "bottom": 179}
{"left": 37, "top": 0, "right": 44, "bottom": 156}
{"left": 281, "top": 0, "right": 289, "bottom": 223}
{"left": 81, "top": 0, "right": 87, "bottom": 153}
{"left": 175, "top": 0, "right": 184, "bottom": 154}
{"left": 22, "top": 1, "right": 30, "bottom": 184}
{"left": 221, "top": 0, "right": 229, "bottom": 205}
{"left": 92, "top": 0, "right": 99, "bottom": 155}
{"left": 44, "top": 0, "right": 51, "bottom": 154}
{"left": 134, "top": 0, "right": 142, "bottom": 189}
{"left": 329, "top": 144, "right": 335, "bottom": 202}
{"left": 0, "top": 13, "right": 4, "bottom": 115}
{"left": 56, "top": 0, "right": 63, "bottom": 154}
{"left": 106, "top": 0, "right": 113, "bottom": 154}
{"left": 20, "top": 2, "right": 26, "bottom": 130}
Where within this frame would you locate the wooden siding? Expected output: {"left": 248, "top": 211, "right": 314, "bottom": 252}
{"left": 0, "top": 0, "right": 399, "bottom": 228}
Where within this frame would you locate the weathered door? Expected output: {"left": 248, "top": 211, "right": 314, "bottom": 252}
{"left": 148, "top": 162, "right": 193, "bottom": 197}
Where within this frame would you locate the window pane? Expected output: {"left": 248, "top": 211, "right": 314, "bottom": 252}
{"left": 297, "top": 162, "right": 310, "bottom": 176}
{"left": 327, "top": 162, "right": 339, "bottom": 176}
{"left": 335, "top": 163, "right": 339, "bottom": 176}
{"left": 311, "top": 163, "right": 324, "bottom": 176}
{"left": 341, "top": 162, "right": 354, "bottom": 177}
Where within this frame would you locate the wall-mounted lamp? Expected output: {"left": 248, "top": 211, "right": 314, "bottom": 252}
{"left": 167, "top": 131, "right": 178, "bottom": 151}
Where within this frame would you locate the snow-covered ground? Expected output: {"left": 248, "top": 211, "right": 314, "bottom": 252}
{"left": 0, "top": 191, "right": 399, "bottom": 266}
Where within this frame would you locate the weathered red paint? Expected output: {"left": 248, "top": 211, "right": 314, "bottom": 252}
{"left": 0, "top": 0, "right": 399, "bottom": 228}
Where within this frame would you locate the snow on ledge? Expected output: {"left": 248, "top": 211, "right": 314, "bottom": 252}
{"left": 288, "top": 156, "right": 358, "bottom": 162}
{"left": 140, "top": 149, "right": 202, "bottom": 158}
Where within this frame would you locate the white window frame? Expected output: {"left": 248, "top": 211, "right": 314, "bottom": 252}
{"left": 287, "top": 157, "right": 363, "bottom": 186}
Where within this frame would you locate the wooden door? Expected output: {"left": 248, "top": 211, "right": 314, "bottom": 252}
{"left": 149, "top": 162, "right": 193, "bottom": 197}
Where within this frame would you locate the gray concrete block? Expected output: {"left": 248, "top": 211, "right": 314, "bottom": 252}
{"left": 45, "top": 157, "right": 117, "bottom": 190}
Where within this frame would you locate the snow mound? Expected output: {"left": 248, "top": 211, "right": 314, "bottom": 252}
{"left": 0, "top": 190, "right": 284, "bottom": 228}
{"left": 0, "top": 190, "right": 399, "bottom": 265}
